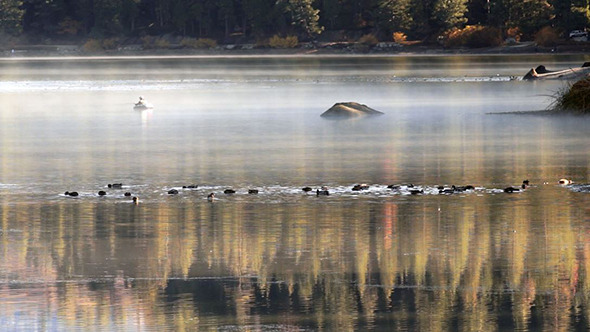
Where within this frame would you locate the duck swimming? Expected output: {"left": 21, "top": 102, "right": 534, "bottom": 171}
{"left": 132, "top": 196, "right": 139, "bottom": 205}
{"left": 316, "top": 187, "right": 329, "bottom": 196}
{"left": 559, "top": 178, "right": 573, "bottom": 185}
{"left": 352, "top": 184, "right": 370, "bottom": 191}
{"left": 207, "top": 193, "right": 215, "bottom": 201}
{"left": 438, "top": 186, "right": 455, "bottom": 194}
{"left": 504, "top": 187, "right": 520, "bottom": 193}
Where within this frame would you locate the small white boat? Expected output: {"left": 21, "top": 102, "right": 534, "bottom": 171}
{"left": 134, "top": 102, "right": 153, "bottom": 110}
{"left": 134, "top": 96, "right": 153, "bottom": 110}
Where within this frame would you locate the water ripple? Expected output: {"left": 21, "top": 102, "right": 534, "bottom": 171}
{"left": 0, "top": 75, "right": 518, "bottom": 93}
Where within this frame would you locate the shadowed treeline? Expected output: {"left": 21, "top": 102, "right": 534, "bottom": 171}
{"left": 1, "top": 186, "right": 589, "bottom": 331}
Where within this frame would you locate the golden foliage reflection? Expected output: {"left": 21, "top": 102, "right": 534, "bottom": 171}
{"left": 0, "top": 188, "right": 589, "bottom": 330}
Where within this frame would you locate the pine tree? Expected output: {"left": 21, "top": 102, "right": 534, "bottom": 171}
{"left": 93, "top": 0, "right": 124, "bottom": 35}
{"left": 508, "top": 0, "right": 552, "bottom": 36}
{"left": 321, "top": 0, "right": 342, "bottom": 30}
{"left": 0, "top": 0, "right": 24, "bottom": 35}
{"left": 549, "top": 0, "right": 590, "bottom": 32}
{"left": 376, "top": 0, "right": 414, "bottom": 34}
{"left": 284, "top": 0, "right": 324, "bottom": 39}
{"left": 21, "top": 0, "right": 67, "bottom": 35}
{"left": 432, "top": 0, "right": 468, "bottom": 31}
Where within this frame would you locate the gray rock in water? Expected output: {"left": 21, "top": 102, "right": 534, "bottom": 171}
{"left": 320, "top": 102, "right": 384, "bottom": 118}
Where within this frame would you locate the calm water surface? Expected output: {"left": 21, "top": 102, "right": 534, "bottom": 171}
{"left": 0, "top": 54, "right": 590, "bottom": 331}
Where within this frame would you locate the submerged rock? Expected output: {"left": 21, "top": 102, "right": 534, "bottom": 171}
{"left": 320, "top": 102, "right": 384, "bottom": 119}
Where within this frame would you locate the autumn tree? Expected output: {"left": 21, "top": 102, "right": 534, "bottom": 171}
{"left": 4, "top": 0, "right": 589, "bottom": 44}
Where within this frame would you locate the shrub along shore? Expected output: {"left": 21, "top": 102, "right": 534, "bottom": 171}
{"left": 552, "top": 77, "right": 590, "bottom": 114}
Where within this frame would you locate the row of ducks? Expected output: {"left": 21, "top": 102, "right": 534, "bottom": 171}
{"left": 64, "top": 190, "right": 139, "bottom": 204}
{"left": 61, "top": 178, "right": 571, "bottom": 203}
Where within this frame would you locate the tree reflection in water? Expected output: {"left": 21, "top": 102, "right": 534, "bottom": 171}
{"left": 0, "top": 186, "right": 589, "bottom": 331}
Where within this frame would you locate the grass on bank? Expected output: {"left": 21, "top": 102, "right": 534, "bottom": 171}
{"left": 551, "top": 77, "right": 590, "bottom": 114}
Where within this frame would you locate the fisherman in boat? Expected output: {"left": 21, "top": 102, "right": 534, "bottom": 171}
{"left": 135, "top": 96, "right": 146, "bottom": 107}
{"left": 134, "top": 96, "right": 154, "bottom": 110}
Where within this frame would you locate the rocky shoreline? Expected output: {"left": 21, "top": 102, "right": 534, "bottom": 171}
{"left": 2, "top": 40, "right": 590, "bottom": 58}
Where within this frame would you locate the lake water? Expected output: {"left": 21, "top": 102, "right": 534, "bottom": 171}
{"left": 0, "top": 54, "right": 589, "bottom": 331}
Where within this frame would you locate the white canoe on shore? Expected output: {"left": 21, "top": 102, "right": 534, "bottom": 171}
{"left": 523, "top": 62, "right": 590, "bottom": 80}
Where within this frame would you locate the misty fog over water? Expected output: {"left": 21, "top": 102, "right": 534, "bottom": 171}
{"left": 0, "top": 54, "right": 589, "bottom": 331}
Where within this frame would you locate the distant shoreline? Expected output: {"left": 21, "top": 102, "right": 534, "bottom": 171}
{"left": 2, "top": 41, "right": 590, "bottom": 59}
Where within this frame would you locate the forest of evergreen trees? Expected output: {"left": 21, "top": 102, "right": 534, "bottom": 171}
{"left": 0, "top": 0, "right": 588, "bottom": 45}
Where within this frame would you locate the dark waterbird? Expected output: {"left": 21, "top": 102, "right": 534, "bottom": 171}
{"left": 98, "top": 191, "right": 107, "bottom": 196}
{"left": 352, "top": 184, "right": 370, "bottom": 191}
{"left": 108, "top": 183, "right": 123, "bottom": 189}
{"left": 224, "top": 189, "right": 236, "bottom": 194}
{"left": 446, "top": 185, "right": 475, "bottom": 193}
{"left": 248, "top": 189, "right": 259, "bottom": 194}
{"left": 168, "top": 189, "right": 179, "bottom": 195}
{"left": 438, "top": 186, "right": 456, "bottom": 194}
{"left": 505, "top": 180, "right": 530, "bottom": 193}
{"left": 504, "top": 187, "right": 520, "bottom": 193}
{"left": 316, "top": 187, "right": 330, "bottom": 196}
{"left": 64, "top": 191, "right": 79, "bottom": 197}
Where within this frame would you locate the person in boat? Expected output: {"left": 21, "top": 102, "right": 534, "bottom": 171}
{"left": 135, "top": 96, "right": 146, "bottom": 107}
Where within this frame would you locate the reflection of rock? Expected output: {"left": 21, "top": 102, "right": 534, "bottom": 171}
{"left": 320, "top": 102, "right": 384, "bottom": 118}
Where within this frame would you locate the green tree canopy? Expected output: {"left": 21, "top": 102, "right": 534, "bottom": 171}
{"left": 432, "top": 0, "right": 468, "bottom": 31}
{"left": 284, "top": 0, "right": 324, "bottom": 38}
{"left": 2, "top": 0, "right": 589, "bottom": 44}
